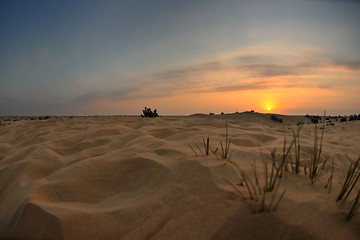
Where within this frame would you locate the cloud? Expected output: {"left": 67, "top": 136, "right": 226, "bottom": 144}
{"left": 3, "top": 52, "right": 356, "bottom": 115}
{"left": 0, "top": 88, "right": 138, "bottom": 115}
{"left": 73, "top": 88, "right": 137, "bottom": 104}
{"left": 150, "top": 61, "right": 222, "bottom": 80}
{"left": 140, "top": 53, "right": 351, "bottom": 97}
{"left": 332, "top": 59, "right": 360, "bottom": 70}
{"left": 236, "top": 64, "right": 301, "bottom": 78}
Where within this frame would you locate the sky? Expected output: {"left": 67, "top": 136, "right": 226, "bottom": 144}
{"left": 1, "top": 0, "right": 360, "bottom": 116}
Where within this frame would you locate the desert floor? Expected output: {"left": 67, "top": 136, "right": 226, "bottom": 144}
{"left": 0, "top": 112, "right": 360, "bottom": 240}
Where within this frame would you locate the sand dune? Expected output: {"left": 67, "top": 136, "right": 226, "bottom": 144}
{"left": 1, "top": 113, "right": 360, "bottom": 239}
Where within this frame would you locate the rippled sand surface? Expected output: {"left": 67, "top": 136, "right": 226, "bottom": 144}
{"left": 1, "top": 113, "right": 359, "bottom": 240}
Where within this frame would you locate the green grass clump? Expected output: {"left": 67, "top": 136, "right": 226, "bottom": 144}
{"left": 292, "top": 125, "right": 303, "bottom": 174}
{"left": 346, "top": 188, "right": 360, "bottom": 221}
{"left": 325, "top": 159, "right": 334, "bottom": 194}
{"left": 189, "top": 136, "right": 210, "bottom": 156}
{"left": 220, "top": 120, "right": 231, "bottom": 159}
{"left": 337, "top": 156, "right": 360, "bottom": 203}
{"left": 224, "top": 158, "right": 286, "bottom": 214}
{"left": 307, "top": 112, "right": 327, "bottom": 184}
{"left": 335, "top": 156, "right": 360, "bottom": 221}
{"left": 265, "top": 136, "right": 295, "bottom": 192}
{"left": 203, "top": 136, "right": 210, "bottom": 155}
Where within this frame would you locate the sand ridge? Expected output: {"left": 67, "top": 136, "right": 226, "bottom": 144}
{"left": 0, "top": 113, "right": 360, "bottom": 239}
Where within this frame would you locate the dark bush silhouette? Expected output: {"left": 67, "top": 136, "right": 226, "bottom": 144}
{"left": 271, "top": 115, "right": 283, "bottom": 123}
{"left": 349, "top": 115, "right": 358, "bottom": 121}
{"left": 141, "top": 107, "right": 159, "bottom": 118}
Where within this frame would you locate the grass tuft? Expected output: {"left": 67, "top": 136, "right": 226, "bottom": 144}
{"left": 337, "top": 156, "right": 360, "bottom": 203}
{"left": 266, "top": 136, "right": 295, "bottom": 192}
{"left": 203, "top": 136, "right": 210, "bottom": 155}
{"left": 325, "top": 159, "right": 334, "bottom": 194}
{"left": 224, "top": 157, "right": 286, "bottom": 214}
{"left": 188, "top": 136, "right": 210, "bottom": 156}
{"left": 292, "top": 125, "right": 303, "bottom": 174}
{"left": 346, "top": 188, "right": 360, "bottom": 221}
{"left": 308, "top": 111, "right": 327, "bottom": 184}
{"left": 220, "top": 120, "right": 232, "bottom": 159}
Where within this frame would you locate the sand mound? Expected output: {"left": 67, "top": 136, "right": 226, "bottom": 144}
{"left": 1, "top": 114, "right": 360, "bottom": 239}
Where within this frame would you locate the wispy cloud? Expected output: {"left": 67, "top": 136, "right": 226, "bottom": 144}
{"left": 129, "top": 53, "right": 360, "bottom": 98}
{"left": 3, "top": 52, "right": 357, "bottom": 115}
{"left": 60, "top": 53, "right": 360, "bottom": 109}
{"left": 332, "top": 59, "right": 360, "bottom": 70}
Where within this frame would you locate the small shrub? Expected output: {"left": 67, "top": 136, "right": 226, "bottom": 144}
{"left": 141, "top": 107, "right": 159, "bottom": 118}
{"left": 296, "top": 121, "right": 304, "bottom": 126}
{"left": 271, "top": 115, "right": 283, "bottom": 123}
{"left": 349, "top": 115, "right": 357, "bottom": 121}
{"left": 312, "top": 118, "right": 319, "bottom": 124}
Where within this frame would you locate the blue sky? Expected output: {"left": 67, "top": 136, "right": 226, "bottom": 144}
{"left": 1, "top": 0, "right": 359, "bottom": 115}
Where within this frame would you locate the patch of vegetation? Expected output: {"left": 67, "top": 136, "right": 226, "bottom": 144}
{"left": 271, "top": 115, "right": 283, "bottom": 123}
{"left": 219, "top": 120, "right": 232, "bottom": 159}
{"left": 141, "top": 107, "right": 159, "bottom": 118}
{"left": 292, "top": 125, "right": 303, "bottom": 174}
{"left": 347, "top": 188, "right": 360, "bottom": 221}
{"left": 337, "top": 156, "right": 360, "bottom": 203}
{"left": 307, "top": 114, "right": 327, "bottom": 184}
{"left": 189, "top": 136, "right": 210, "bottom": 156}
{"left": 224, "top": 158, "right": 286, "bottom": 214}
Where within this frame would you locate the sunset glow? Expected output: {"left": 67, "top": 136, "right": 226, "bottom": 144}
{"left": 0, "top": 0, "right": 359, "bottom": 115}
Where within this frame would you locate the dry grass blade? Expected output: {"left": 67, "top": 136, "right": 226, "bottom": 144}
{"left": 188, "top": 144, "right": 198, "bottom": 156}
{"left": 273, "top": 190, "right": 286, "bottom": 211}
{"left": 346, "top": 188, "right": 360, "bottom": 221}
{"left": 268, "top": 136, "right": 295, "bottom": 192}
{"left": 292, "top": 125, "right": 303, "bottom": 174}
{"left": 309, "top": 111, "right": 326, "bottom": 184}
{"left": 211, "top": 147, "right": 220, "bottom": 160}
{"left": 325, "top": 159, "right": 334, "bottom": 194}
{"left": 226, "top": 156, "right": 287, "bottom": 213}
{"left": 220, "top": 120, "right": 231, "bottom": 159}
{"left": 251, "top": 157, "right": 262, "bottom": 195}
{"left": 189, "top": 136, "right": 211, "bottom": 157}
{"left": 337, "top": 156, "right": 360, "bottom": 202}
{"left": 223, "top": 177, "right": 256, "bottom": 214}
{"left": 228, "top": 160, "right": 254, "bottom": 199}
{"left": 268, "top": 180, "right": 282, "bottom": 212}
{"left": 194, "top": 142, "right": 204, "bottom": 155}
{"left": 202, "top": 136, "right": 210, "bottom": 155}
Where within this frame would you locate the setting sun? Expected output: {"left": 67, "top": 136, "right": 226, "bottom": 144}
{"left": 267, "top": 107, "right": 271, "bottom": 111}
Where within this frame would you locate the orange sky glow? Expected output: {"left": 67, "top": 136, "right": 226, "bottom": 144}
{"left": 1, "top": 1, "right": 359, "bottom": 116}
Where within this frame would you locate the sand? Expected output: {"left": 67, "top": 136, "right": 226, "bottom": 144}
{"left": 0, "top": 112, "right": 360, "bottom": 240}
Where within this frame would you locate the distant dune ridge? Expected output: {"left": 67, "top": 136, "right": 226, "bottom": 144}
{"left": 0, "top": 112, "right": 360, "bottom": 240}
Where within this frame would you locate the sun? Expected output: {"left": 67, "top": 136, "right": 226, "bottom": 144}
{"left": 267, "top": 107, "right": 271, "bottom": 111}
